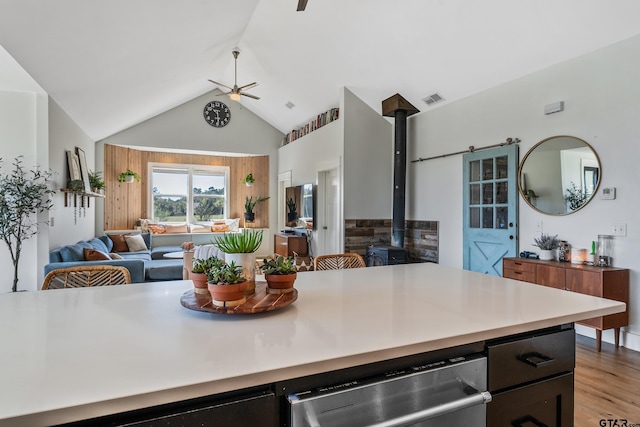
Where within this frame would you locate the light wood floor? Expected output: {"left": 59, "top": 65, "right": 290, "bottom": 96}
{"left": 575, "top": 335, "right": 640, "bottom": 426}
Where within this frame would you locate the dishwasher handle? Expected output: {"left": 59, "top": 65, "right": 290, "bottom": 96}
{"left": 368, "top": 388, "right": 492, "bottom": 427}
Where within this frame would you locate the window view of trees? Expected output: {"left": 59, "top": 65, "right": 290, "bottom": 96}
{"left": 151, "top": 166, "right": 227, "bottom": 222}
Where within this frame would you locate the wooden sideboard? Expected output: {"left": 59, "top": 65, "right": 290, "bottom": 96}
{"left": 503, "top": 257, "right": 629, "bottom": 352}
{"left": 274, "top": 233, "right": 307, "bottom": 257}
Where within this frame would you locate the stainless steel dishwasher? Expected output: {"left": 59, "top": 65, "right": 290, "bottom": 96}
{"left": 287, "top": 354, "right": 490, "bottom": 427}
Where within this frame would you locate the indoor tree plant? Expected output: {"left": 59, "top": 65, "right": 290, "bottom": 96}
{"left": 244, "top": 195, "right": 269, "bottom": 223}
{"left": 118, "top": 169, "right": 141, "bottom": 183}
{"left": 205, "top": 260, "right": 247, "bottom": 307}
{"left": 213, "top": 229, "right": 263, "bottom": 294}
{"left": 0, "top": 157, "right": 55, "bottom": 292}
{"left": 260, "top": 255, "right": 297, "bottom": 294}
{"left": 532, "top": 233, "right": 561, "bottom": 261}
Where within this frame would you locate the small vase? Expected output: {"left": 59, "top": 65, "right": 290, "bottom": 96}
{"left": 208, "top": 282, "right": 247, "bottom": 307}
{"left": 225, "top": 253, "right": 256, "bottom": 295}
{"left": 189, "top": 271, "right": 209, "bottom": 294}
{"left": 539, "top": 249, "right": 554, "bottom": 261}
{"left": 244, "top": 212, "right": 255, "bottom": 222}
{"left": 265, "top": 272, "right": 297, "bottom": 294}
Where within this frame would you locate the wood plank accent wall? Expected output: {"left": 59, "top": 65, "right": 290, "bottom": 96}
{"left": 103, "top": 144, "right": 269, "bottom": 230}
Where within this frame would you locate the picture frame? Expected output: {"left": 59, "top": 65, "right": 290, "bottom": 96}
{"left": 66, "top": 150, "right": 82, "bottom": 182}
{"left": 75, "top": 147, "right": 91, "bottom": 192}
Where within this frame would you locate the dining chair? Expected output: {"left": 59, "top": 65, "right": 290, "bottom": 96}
{"left": 42, "top": 265, "right": 131, "bottom": 290}
{"left": 313, "top": 253, "right": 366, "bottom": 271}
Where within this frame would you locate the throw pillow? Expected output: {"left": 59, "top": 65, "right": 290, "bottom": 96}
{"left": 189, "top": 224, "right": 210, "bottom": 233}
{"left": 108, "top": 234, "right": 130, "bottom": 252}
{"left": 148, "top": 224, "right": 166, "bottom": 234}
{"left": 212, "top": 221, "right": 230, "bottom": 232}
{"left": 109, "top": 253, "right": 124, "bottom": 260}
{"left": 124, "top": 234, "right": 148, "bottom": 252}
{"left": 83, "top": 248, "right": 111, "bottom": 261}
{"left": 164, "top": 223, "right": 188, "bottom": 233}
{"left": 226, "top": 218, "right": 240, "bottom": 232}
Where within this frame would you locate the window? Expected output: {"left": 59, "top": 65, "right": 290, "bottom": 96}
{"left": 150, "top": 164, "right": 229, "bottom": 223}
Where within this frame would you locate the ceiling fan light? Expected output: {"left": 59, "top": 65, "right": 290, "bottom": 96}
{"left": 229, "top": 93, "right": 241, "bottom": 101}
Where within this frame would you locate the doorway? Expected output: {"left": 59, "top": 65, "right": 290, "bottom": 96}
{"left": 462, "top": 145, "right": 518, "bottom": 276}
{"left": 318, "top": 167, "right": 340, "bottom": 255}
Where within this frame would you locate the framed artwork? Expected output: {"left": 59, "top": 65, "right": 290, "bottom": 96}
{"left": 76, "top": 147, "right": 91, "bottom": 192}
{"left": 66, "top": 150, "right": 82, "bottom": 182}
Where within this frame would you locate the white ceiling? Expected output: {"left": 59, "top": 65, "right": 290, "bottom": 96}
{"left": 2, "top": 0, "right": 640, "bottom": 142}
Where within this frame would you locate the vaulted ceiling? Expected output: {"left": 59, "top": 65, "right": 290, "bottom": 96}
{"left": 2, "top": 0, "right": 640, "bottom": 142}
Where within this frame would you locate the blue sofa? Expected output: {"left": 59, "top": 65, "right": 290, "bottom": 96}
{"left": 45, "top": 233, "right": 184, "bottom": 283}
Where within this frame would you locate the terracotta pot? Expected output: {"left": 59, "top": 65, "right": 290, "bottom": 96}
{"left": 265, "top": 272, "right": 297, "bottom": 294}
{"left": 208, "top": 281, "right": 247, "bottom": 306}
{"left": 189, "top": 271, "right": 209, "bottom": 294}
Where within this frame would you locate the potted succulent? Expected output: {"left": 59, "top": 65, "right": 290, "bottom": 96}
{"left": 244, "top": 195, "right": 269, "bottom": 223}
{"left": 287, "top": 198, "right": 297, "bottom": 222}
{"left": 260, "top": 255, "right": 297, "bottom": 294}
{"left": 88, "top": 170, "right": 105, "bottom": 193}
{"left": 241, "top": 173, "right": 255, "bottom": 186}
{"left": 190, "top": 255, "right": 221, "bottom": 294}
{"left": 532, "top": 233, "right": 561, "bottom": 261}
{"left": 213, "top": 229, "right": 264, "bottom": 295}
{"left": 118, "top": 169, "right": 141, "bottom": 183}
{"left": 205, "top": 260, "right": 247, "bottom": 307}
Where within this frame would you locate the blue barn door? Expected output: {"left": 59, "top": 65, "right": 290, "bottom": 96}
{"left": 463, "top": 145, "right": 518, "bottom": 276}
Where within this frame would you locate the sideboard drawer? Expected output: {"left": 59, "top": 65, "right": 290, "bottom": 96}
{"left": 503, "top": 259, "right": 536, "bottom": 273}
{"left": 503, "top": 268, "right": 536, "bottom": 283}
{"left": 487, "top": 329, "right": 575, "bottom": 392}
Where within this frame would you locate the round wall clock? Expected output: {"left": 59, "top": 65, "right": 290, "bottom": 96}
{"left": 203, "top": 101, "right": 231, "bottom": 127}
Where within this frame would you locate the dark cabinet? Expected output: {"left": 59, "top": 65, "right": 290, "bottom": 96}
{"left": 487, "top": 327, "right": 575, "bottom": 427}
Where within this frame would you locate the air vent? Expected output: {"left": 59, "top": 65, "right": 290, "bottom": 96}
{"left": 422, "top": 93, "right": 445, "bottom": 106}
{"left": 285, "top": 101, "right": 295, "bottom": 109}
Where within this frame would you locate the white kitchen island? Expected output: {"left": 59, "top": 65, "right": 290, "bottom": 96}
{"left": 0, "top": 262, "right": 625, "bottom": 426}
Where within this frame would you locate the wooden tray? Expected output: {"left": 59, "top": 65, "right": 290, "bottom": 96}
{"left": 180, "top": 281, "right": 298, "bottom": 315}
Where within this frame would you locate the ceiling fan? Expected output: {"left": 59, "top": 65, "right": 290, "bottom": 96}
{"left": 208, "top": 49, "right": 259, "bottom": 101}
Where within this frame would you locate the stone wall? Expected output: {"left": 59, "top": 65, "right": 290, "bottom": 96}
{"left": 344, "top": 219, "right": 438, "bottom": 263}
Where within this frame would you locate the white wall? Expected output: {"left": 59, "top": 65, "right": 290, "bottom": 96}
{"left": 408, "top": 34, "right": 640, "bottom": 350}
{"left": 98, "top": 90, "right": 284, "bottom": 240}
{"left": 0, "top": 91, "right": 48, "bottom": 292}
{"left": 47, "top": 98, "right": 96, "bottom": 249}
{"left": 343, "top": 87, "right": 393, "bottom": 219}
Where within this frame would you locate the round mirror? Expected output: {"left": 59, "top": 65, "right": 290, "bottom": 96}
{"left": 518, "top": 135, "right": 600, "bottom": 215}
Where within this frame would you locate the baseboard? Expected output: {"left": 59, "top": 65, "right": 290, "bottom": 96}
{"left": 575, "top": 325, "right": 640, "bottom": 352}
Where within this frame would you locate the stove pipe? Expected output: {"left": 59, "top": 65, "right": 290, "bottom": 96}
{"left": 382, "top": 94, "right": 420, "bottom": 248}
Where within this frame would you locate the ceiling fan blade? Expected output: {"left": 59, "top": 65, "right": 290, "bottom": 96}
{"left": 297, "top": 0, "right": 308, "bottom": 11}
{"left": 240, "top": 92, "right": 260, "bottom": 100}
{"left": 208, "top": 79, "right": 233, "bottom": 90}
{"left": 216, "top": 91, "right": 231, "bottom": 96}
{"left": 238, "top": 82, "right": 258, "bottom": 91}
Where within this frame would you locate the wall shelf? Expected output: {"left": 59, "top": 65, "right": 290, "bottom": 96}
{"left": 60, "top": 189, "right": 105, "bottom": 208}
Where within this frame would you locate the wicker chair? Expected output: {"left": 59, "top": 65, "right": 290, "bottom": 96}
{"left": 42, "top": 266, "right": 131, "bottom": 290}
{"left": 313, "top": 253, "right": 366, "bottom": 271}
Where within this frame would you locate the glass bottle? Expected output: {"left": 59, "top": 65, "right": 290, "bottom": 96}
{"left": 597, "top": 235, "right": 613, "bottom": 267}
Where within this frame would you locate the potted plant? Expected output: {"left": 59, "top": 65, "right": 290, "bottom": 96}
{"left": 205, "top": 260, "right": 247, "bottom": 307}
{"left": 88, "top": 170, "right": 105, "bottom": 193}
{"left": 241, "top": 173, "right": 255, "bottom": 186}
{"left": 190, "top": 256, "right": 222, "bottom": 294}
{"left": 244, "top": 195, "right": 269, "bottom": 223}
{"left": 260, "top": 255, "right": 297, "bottom": 294}
{"left": 118, "top": 169, "right": 141, "bottom": 183}
{"left": 532, "top": 233, "right": 561, "bottom": 261}
{"left": 213, "top": 229, "right": 264, "bottom": 294}
{"left": 287, "top": 198, "right": 297, "bottom": 222}
{"left": 564, "top": 182, "right": 587, "bottom": 211}
{"left": 0, "top": 157, "right": 56, "bottom": 292}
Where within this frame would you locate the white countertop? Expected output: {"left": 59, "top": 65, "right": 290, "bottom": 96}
{"left": 0, "top": 263, "right": 624, "bottom": 426}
